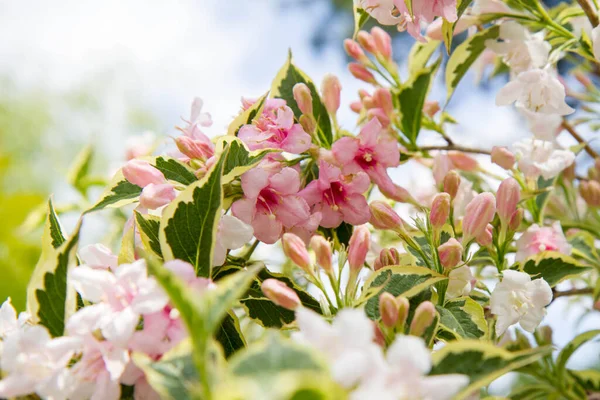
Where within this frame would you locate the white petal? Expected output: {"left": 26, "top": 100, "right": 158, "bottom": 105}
{"left": 0, "top": 374, "right": 37, "bottom": 398}
{"left": 79, "top": 244, "right": 117, "bottom": 270}
{"left": 66, "top": 304, "right": 110, "bottom": 337}
{"left": 496, "top": 80, "right": 522, "bottom": 106}
{"left": 218, "top": 214, "right": 254, "bottom": 249}
{"left": 102, "top": 347, "right": 129, "bottom": 381}
{"left": 519, "top": 306, "right": 546, "bottom": 332}
{"left": 386, "top": 335, "right": 431, "bottom": 374}
{"left": 91, "top": 370, "right": 121, "bottom": 400}
{"left": 102, "top": 307, "right": 139, "bottom": 346}
{"left": 69, "top": 266, "right": 115, "bottom": 302}
{"left": 294, "top": 307, "right": 334, "bottom": 347}
{"left": 421, "top": 374, "right": 470, "bottom": 400}
{"left": 526, "top": 279, "right": 553, "bottom": 308}
{"left": 0, "top": 298, "right": 18, "bottom": 337}
{"left": 333, "top": 309, "right": 374, "bottom": 347}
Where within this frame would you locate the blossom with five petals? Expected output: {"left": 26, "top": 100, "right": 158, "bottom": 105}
{"left": 513, "top": 138, "right": 575, "bottom": 180}
{"left": 515, "top": 221, "right": 571, "bottom": 262}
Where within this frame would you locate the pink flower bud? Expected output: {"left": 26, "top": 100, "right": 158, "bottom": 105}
{"left": 443, "top": 170, "right": 460, "bottom": 199}
{"left": 261, "top": 279, "right": 300, "bottom": 310}
{"left": 350, "top": 101, "right": 362, "bottom": 113}
{"left": 321, "top": 74, "right": 341, "bottom": 115}
{"left": 409, "top": 301, "right": 436, "bottom": 336}
{"left": 299, "top": 115, "right": 316, "bottom": 134}
{"left": 293, "top": 83, "right": 313, "bottom": 116}
{"left": 448, "top": 151, "right": 478, "bottom": 171}
{"left": 430, "top": 193, "right": 451, "bottom": 230}
{"left": 373, "top": 88, "right": 393, "bottom": 115}
{"left": 580, "top": 180, "right": 600, "bottom": 208}
{"left": 356, "top": 31, "right": 377, "bottom": 53}
{"left": 371, "top": 27, "right": 392, "bottom": 60}
{"left": 438, "top": 238, "right": 462, "bottom": 269}
{"left": 282, "top": 233, "right": 312, "bottom": 272}
{"left": 349, "top": 63, "right": 377, "bottom": 84}
{"left": 176, "top": 136, "right": 213, "bottom": 161}
{"left": 397, "top": 296, "right": 410, "bottom": 328}
{"left": 374, "top": 248, "right": 401, "bottom": 271}
{"left": 344, "top": 39, "right": 367, "bottom": 62}
{"left": 509, "top": 208, "right": 523, "bottom": 231}
{"left": 463, "top": 193, "right": 496, "bottom": 242}
{"left": 123, "top": 159, "right": 165, "bottom": 188}
{"left": 140, "top": 183, "right": 176, "bottom": 209}
{"left": 491, "top": 146, "right": 515, "bottom": 170}
{"left": 369, "top": 201, "right": 404, "bottom": 231}
{"left": 310, "top": 235, "right": 333, "bottom": 274}
{"left": 367, "top": 108, "right": 390, "bottom": 128}
{"left": 348, "top": 225, "right": 370, "bottom": 272}
{"left": 362, "top": 96, "right": 376, "bottom": 109}
{"left": 373, "top": 323, "right": 386, "bottom": 347}
{"left": 476, "top": 224, "right": 494, "bottom": 247}
{"left": 423, "top": 101, "right": 440, "bottom": 117}
{"left": 497, "top": 178, "right": 520, "bottom": 223}
{"left": 379, "top": 292, "right": 399, "bottom": 328}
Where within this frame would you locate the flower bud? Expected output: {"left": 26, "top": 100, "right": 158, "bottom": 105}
{"left": 140, "top": 183, "right": 176, "bottom": 209}
{"left": 344, "top": 39, "right": 367, "bottom": 62}
{"left": 476, "top": 224, "right": 494, "bottom": 247}
{"left": 580, "top": 180, "right": 600, "bottom": 208}
{"left": 123, "top": 159, "right": 165, "bottom": 188}
{"left": 371, "top": 27, "right": 392, "bottom": 60}
{"left": 369, "top": 201, "right": 404, "bottom": 231}
{"left": 349, "top": 63, "right": 377, "bottom": 84}
{"left": 396, "top": 296, "right": 410, "bottom": 329}
{"left": 430, "top": 193, "right": 451, "bottom": 230}
{"left": 438, "top": 238, "right": 462, "bottom": 270}
{"left": 282, "top": 233, "right": 311, "bottom": 272}
{"left": 374, "top": 248, "right": 401, "bottom": 271}
{"left": 422, "top": 101, "right": 440, "bottom": 117}
{"left": 379, "top": 292, "right": 399, "bottom": 328}
{"left": 563, "top": 163, "right": 575, "bottom": 181}
{"left": 299, "top": 114, "right": 316, "bottom": 134}
{"left": 497, "top": 178, "right": 520, "bottom": 223}
{"left": 373, "top": 87, "right": 393, "bottom": 115}
{"left": 261, "top": 279, "right": 300, "bottom": 310}
{"left": 356, "top": 31, "right": 377, "bottom": 54}
{"left": 443, "top": 170, "right": 461, "bottom": 199}
{"left": 350, "top": 101, "right": 362, "bottom": 113}
{"left": 448, "top": 151, "right": 478, "bottom": 171}
{"left": 491, "top": 146, "right": 515, "bottom": 170}
{"left": 321, "top": 74, "right": 341, "bottom": 115}
{"left": 293, "top": 83, "right": 313, "bottom": 116}
{"left": 310, "top": 235, "right": 333, "bottom": 274}
{"left": 367, "top": 108, "right": 390, "bottom": 128}
{"left": 509, "top": 208, "right": 523, "bottom": 231}
{"left": 348, "top": 225, "right": 370, "bottom": 272}
{"left": 176, "top": 136, "right": 213, "bottom": 161}
{"left": 373, "top": 323, "right": 386, "bottom": 347}
{"left": 410, "top": 301, "right": 436, "bottom": 337}
{"left": 463, "top": 193, "right": 496, "bottom": 242}
{"left": 362, "top": 96, "right": 376, "bottom": 109}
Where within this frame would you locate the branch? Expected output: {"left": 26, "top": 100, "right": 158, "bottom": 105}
{"left": 576, "top": 0, "right": 599, "bottom": 27}
{"left": 562, "top": 120, "right": 599, "bottom": 159}
{"left": 553, "top": 287, "right": 593, "bottom": 298}
{"left": 419, "top": 145, "right": 491, "bottom": 155}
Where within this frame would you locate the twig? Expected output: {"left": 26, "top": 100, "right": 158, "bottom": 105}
{"left": 419, "top": 145, "right": 491, "bottom": 155}
{"left": 576, "top": 0, "right": 600, "bottom": 27}
{"left": 553, "top": 287, "right": 593, "bottom": 298}
{"left": 562, "top": 120, "right": 599, "bottom": 159}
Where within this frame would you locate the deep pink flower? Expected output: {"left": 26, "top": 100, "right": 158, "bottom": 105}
{"left": 232, "top": 166, "right": 311, "bottom": 244}
{"left": 238, "top": 103, "right": 311, "bottom": 154}
{"left": 300, "top": 161, "right": 371, "bottom": 228}
{"left": 332, "top": 118, "right": 400, "bottom": 196}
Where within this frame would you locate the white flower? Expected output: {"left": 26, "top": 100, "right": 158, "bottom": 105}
{"left": 592, "top": 25, "right": 600, "bottom": 60}
{"left": 490, "top": 270, "right": 553, "bottom": 336}
{"left": 79, "top": 243, "right": 118, "bottom": 270}
{"left": 67, "top": 260, "right": 168, "bottom": 346}
{"left": 446, "top": 266, "right": 474, "bottom": 299}
{"left": 294, "top": 308, "right": 383, "bottom": 388}
{"left": 472, "top": 0, "right": 511, "bottom": 15}
{"left": 213, "top": 214, "right": 254, "bottom": 266}
{"left": 515, "top": 221, "right": 571, "bottom": 262}
{"left": 0, "top": 298, "right": 30, "bottom": 340}
{"left": 496, "top": 67, "right": 574, "bottom": 115}
{"left": 486, "top": 21, "right": 550, "bottom": 74}
{"left": 358, "top": 0, "right": 401, "bottom": 25}
{"left": 518, "top": 107, "right": 562, "bottom": 141}
{"left": 190, "top": 97, "right": 213, "bottom": 127}
{"left": 0, "top": 324, "right": 80, "bottom": 400}
{"left": 513, "top": 138, "right": 575, "bottom": 180}
{"left": 351, "top": 335, "right": 469, "bottom": 400}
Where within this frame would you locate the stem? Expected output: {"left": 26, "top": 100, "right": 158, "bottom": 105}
{"left": 553, "top": 288, "right": 593, "bottom": 298}
{"left": 419, "top": 145, "right": 491, "bottom": 155}
{"left": 576, "top": 0, "right": 600, "bottom": 27}
{"left": 241, "top": 239, "right": 260, "bottom": 260}
{"left": 562, "top": 120, "right": 599, "bottom": 159}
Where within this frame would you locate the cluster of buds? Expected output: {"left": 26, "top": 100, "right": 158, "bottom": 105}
{"left": 378, "top": 294, "right": 436, "bottom": 338}
{"left": 350, "top": 87, "right": 395, "bottom": 128}
{"left": 374, "top": 247, "right": 401, "bottom": 271}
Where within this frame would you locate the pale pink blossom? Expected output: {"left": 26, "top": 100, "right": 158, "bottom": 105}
{"left": 231, "top": 166, "right": 311, "bottom": 244}
{"left": 139, "top": 183, "right": 177, "bottom": 210}
{"left": 393, "top": 0, "right": 458, "bottom": 41}
{"left": 123, "top": 160, "right": 165, "bottom": 188}
{"left": 515, "top": 222, "right": 571, "bottom": 261}
{"left": 300, "top": 161, "right": 370, "bottom": 228}
{"left": 358, "top": 0, "right": 402, "bottom": 25}
{"left": 213, "top": 214, "right": 254, "bottom": 266}
{"left": 514, "top": 138, "right": 575, "bottom": 180}
{"left": 79, "top": 244, "right": 118, "bottom": 270}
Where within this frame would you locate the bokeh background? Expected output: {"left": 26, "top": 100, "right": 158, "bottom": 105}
{"left": 0, "top": 0, "right": 598, "bottom": 393}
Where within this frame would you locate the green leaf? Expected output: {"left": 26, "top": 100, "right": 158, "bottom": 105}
{"left": 520, "top": 252, "right": 592, "bottom": 287}
{"left": 215, "top": 137, "right": 274, "bottom": 184}
{"left": 133, "top": 339, "right": 199, "bottom": 400}
{"left": 556, "top": 330, "right": 600, "bottom": 379}
{"left": 67, "top": 145, "right": 94, "bottom": 195}
{"left": 446, "top": 25, "right": 500, "bottom": 102}
{"left": 436, "top": 297, "right": 488, "bottom": 339}
{"left": 26, "top": 200, "right": 81, "bottom": 337}
{"left": 362, "top": 266, "right": 447, "bottom": 319}
{"left": 396, "top": 58, "right": 441, "bottom": 145}
{"left": 135, "top": 211, "right": 162, "bottom": 258}
{"left": 353, "top": 5, "right": 370, "bottom": 38}
{"left": 227, "top": 92, "right": 268, "bottom": 136}
{"left": 270, "top": 52, "right": 333, "bottom": 148}
{"left": 408, "top": 40, "right": 441, "bottom": 75}
{"left": 441, "top": 0, "right": 473, "bottom": 53}
{"left": 508, "top": 384, "right": 555, "bottom": 400}
{"left": 568, "top": 231, "right": 600, "bottom": 266}
{"left": 85, "top": 171, "right": 142, "bottom": 213}
{"left": 430, "top": 341, "right": 551, "bottom": 400}
{"left": 155, "top": 156, "right": 198, "bottom": 185}
{"left": 570, "top": 369, "right": 600, "bottom": 392}
{"left": 118, "top": 220, "right": 137, "bottom": 264}
{"left": 217, "top": 313, "right": 246, "bottom": 358}
{"left": 159, "top": 146, "right": 229, "bottom": 277}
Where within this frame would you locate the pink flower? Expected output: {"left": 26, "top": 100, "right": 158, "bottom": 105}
{"left": 515, "top": 222, "right": 571, "bottom": 261}
{"left": 238, "top": 103, "right": 311, "bottom": 154}
{"left": 299, "top": 161, "right": 371, "bottom": 228}
{"left": 393, "top": 0, "right": 458, "bottom": 41}
{"left": 332, "top": 118, "right": 400, "bottom": 197}
{"left": 231, "top": 166, "right": 311, "bottom": 244}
